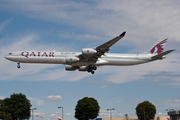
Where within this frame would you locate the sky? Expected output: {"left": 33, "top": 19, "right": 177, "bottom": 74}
{"left": 0, "top": 0, "right": 180, "bottom": 120}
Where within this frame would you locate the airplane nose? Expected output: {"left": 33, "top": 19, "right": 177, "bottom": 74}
{"left": 4, "top": 55, "right": 10, "bottom": 60}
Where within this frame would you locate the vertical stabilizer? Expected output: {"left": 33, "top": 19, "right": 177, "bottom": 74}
{"left": 143, "top": 38, "right": 167, "bottom": 54}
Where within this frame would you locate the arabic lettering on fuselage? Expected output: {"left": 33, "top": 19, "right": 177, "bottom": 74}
{"left": 21, "top": 51, "right": 76, "bottom": 58}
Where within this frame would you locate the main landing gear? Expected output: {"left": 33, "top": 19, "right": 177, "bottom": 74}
{"left": 87, "top": 64, "right": 97, "bottom": 74}
{"left": 17, "top": 62, "right": 20, "bottom": 68}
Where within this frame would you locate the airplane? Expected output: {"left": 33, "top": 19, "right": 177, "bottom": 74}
{"left": 4, "top": 31, "right": 175, "bottom": 74}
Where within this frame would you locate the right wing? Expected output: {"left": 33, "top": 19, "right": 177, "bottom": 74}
{"left": 78, "top": 31, "right": 126, "bottom": 63}
{"left": 95, "top": 31, "right": 126, "bottom": 56}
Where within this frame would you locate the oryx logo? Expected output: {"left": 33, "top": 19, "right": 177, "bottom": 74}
{"left": 150, "top": 39, "right": 167, "bottom": 54}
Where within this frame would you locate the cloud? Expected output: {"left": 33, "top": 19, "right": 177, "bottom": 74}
{"left": 156, "top": 112, "right": 169, "bottom": 117}
{"left": 0, "top": 0, "right": 179, "bottom": 87}
{"left": 1, "top": 33, "right": 178, "bottom": 86}
{"left": 99, "top": 110, "right": 110, "bottom": 117}
{"left": 1, "top": 0, "right": 179, "bottom": 59}
{"left": 1, "top": 1, "right": 179, "bottom": 120}
{"left": 0, "top": 18, "right": 13, "bottom": 32}
{"left": 45, "top": 95, "right": 62, "bottom": 102}
{"left": 50, "top": 114, "right": 56, "bottom": 117}
{"left": 1, "top": 0, "right": 180, "bottom": 42}
{"left": 0, "top": 34, "right": 49, "bottom": 80}
{"left": 156, "top": 98, "right": 180, "bottom": 108}
{"left": 33, "top": 110, "right": 63, "bottom": 120}
{"left": 0, "top": 95, "right": 5, "bottom": 99}
{"left": 32, "top": 110, "right": 53, "bottom": 120}
{"left": 1, "top": 0, "right": 180, "bottom": 47}
{"left": 99, "top": 85, "right": 109, "bottom": 89}
{"left": 65, "top": 113, "right": 72, "bottom": 116}
{"left": 175, "top": 100, "right": 180, "bottom": 103}
{"left": 97, "top": 53, "right": 179, "bottom": 85}
{"left": 28, "top": 97, "right": 44, "bottom": 106}
{"left": 58, "top": 32, "right": 103, "bottom": 41}
{"left": 49, "top": 111, "right": 74, "bottom": 119}
{"left": 99, "top": 110, "right": 133, "bottom": 118}
{"left": 33, "top": 110, "right": 45, "bottom": 116}
{"left": 0, "top": 34, "right": 90, "bottom": 82}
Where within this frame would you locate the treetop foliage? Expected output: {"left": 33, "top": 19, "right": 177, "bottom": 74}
{"left": 75, "top": 97, "right": 100, "bottom": 120}
{"left": 0, "top": 93, "right": 32, "bottom": 120}
{"left": 135, "top": 101, "right": 156, "bottom": 120}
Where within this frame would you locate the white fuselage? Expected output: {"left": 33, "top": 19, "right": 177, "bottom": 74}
{"left": 5, "top": 51, "right": 155, "bottom": 66}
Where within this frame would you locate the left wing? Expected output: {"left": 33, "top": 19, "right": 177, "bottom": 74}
{"left": 79, "top": 31, "right": 126, "bottom": 63}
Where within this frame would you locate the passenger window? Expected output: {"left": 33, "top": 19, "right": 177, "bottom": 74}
{"left": 9, "top": 53, "right": 12, "bottom": 55}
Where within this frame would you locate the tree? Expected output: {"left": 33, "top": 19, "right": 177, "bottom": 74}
{"left": 124, "top": 113, "right": 129, "bottom": 120}
{"left": 135, "top": 101, "right": 156, "bottom": 120}
{"left": 0, "top": 99, "right": 12, "bottom": 120}
{"left": 2, "top": 93, "right": 32, "bottom": 120}
{"left": 0, "top": 100, "right": 6, "bottom": 119}
{"left": 75, "top": 97, "right": 100, "bottom": 120}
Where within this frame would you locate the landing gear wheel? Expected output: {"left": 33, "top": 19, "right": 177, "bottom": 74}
{"left": 17, "top": 63, "right": 20, "bottom": 69}
{"left": 91, "top": 71, "right": 95, "bottom": 74}
{"left": 88, "top": 64, "right": 97, "bottom": 74}
{"left": 89, "top": 64, "right": 97, "bottom": 70}
{"left": 93, "top": 66, "right": 97, "bottom": 70}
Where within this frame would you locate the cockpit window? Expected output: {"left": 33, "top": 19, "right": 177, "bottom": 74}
{"left": 9, "top": 53, "right": 12, "bottom": 55}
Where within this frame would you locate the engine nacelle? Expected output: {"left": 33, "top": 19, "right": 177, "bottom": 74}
{"left": 82, "top": 48, "right": 97, "bottom": 56}
{"left": 65, "top": 65, "right": 79, "bottom": 71}
{"left": 79, "top": 66, "right": 89, "bottom": 71}
{"left": 65, "top": 57, "right": 80, "bottom": 63}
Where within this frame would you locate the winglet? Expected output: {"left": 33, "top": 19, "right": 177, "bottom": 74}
{"left": 119, "top": 31, "right": 126, "bottom": 37}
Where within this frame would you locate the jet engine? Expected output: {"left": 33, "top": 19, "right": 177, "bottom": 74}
{"left": 65, "top": 57, "right": 80, "bottom": 63}
{"left": 65, "top": 65, "right": 79, "bottom": 71}
{"left": 82, "top": 48, "right": 97, "bottom": 56}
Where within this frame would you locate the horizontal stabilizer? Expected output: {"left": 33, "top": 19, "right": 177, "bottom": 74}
{"left": 151, "top": 49, "right": 175, "bottom": 59}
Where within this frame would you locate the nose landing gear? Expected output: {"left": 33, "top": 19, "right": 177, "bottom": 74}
{"left": 17, "top": 62, "right": 20, "bottom": 68}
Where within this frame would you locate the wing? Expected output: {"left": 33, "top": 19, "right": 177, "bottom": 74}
{"left": 96, "top": 31, "right": 126, "bottom": 56}
{"left": 79, "top": 31, "right": 126, "bottom": 63}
